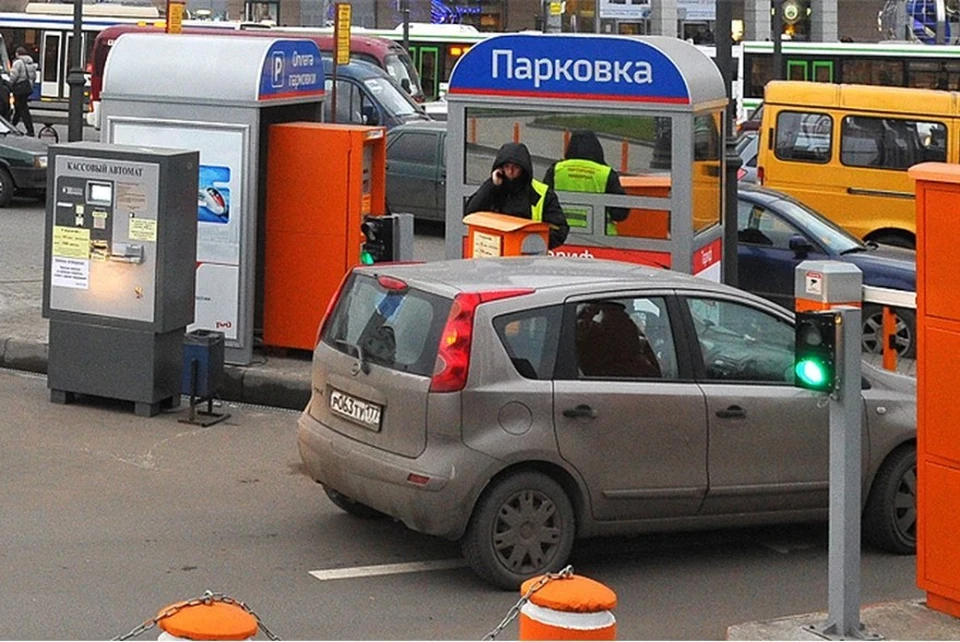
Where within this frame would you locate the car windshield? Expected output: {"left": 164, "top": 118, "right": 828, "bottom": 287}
{"left": 769, "top": 193, "right": 865, "bottom": 254}
{"left": 383, "top": 53, "right": 421, "bottom": 97}
{"left": 363, "top": 77, "right": 420, "bottom": 117}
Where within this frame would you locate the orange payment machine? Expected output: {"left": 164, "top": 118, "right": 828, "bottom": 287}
{"left": 463, "top": 212, "right": 550, "bottom": 257}
{"left": 263, "top": 122, "right": 386, "bottom": 351}
{"left": 909, "top": 162, "right": 960, "bottom": 618}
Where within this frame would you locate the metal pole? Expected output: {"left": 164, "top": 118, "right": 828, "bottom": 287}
{"left": 67, "top": 0, "right": 85, "bottom": 142}
{"left": 772, "top": 0, "right": 784, "bottom": 80}
{"left": 717, "top": 0, "right": 738, "bottom": 287}
{"left": 401, "top": 0, "right": 410, "bottom": 51}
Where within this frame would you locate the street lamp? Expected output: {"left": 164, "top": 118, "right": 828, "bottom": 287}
{"left": 67, "top": 0, "right": 85, "bottom": 141}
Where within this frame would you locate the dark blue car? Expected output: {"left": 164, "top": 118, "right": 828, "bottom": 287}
{"left": 737, "top": 185, "right": 916, "bottom": 358}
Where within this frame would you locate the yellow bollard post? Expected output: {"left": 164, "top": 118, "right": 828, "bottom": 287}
{"left": 518, "top": 573, "right": 617, "bottom": 640}
{"left": 156, "top": 599, "right": 258, "bottom": 641}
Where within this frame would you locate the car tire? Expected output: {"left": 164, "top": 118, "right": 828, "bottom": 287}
{"left": 461, "top": 471, "right": 575, "bottom": 590}
{"left": 862, "top": 305, "right": 916, "bottom": 360}
{"left": 863, "top": 444, "right": 917, "bottom": 555}
{"left": 323, "top": 485, "right": 385, "bottom": 519}
{"left": 0, "top": 168, "right": 14, "bottom": 208}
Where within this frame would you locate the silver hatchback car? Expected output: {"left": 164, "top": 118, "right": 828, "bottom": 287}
{"left": 297, "top": 257, "right": 916, "bottom": 589}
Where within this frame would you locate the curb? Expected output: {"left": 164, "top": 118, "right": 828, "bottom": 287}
{"left": 0, "top": 337, "right": 311, "bottom": 412}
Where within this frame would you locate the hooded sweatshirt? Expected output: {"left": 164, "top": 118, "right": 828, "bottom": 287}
{"left": 464, "top": 142, "right": 569, "bottom": 249}
{"left": 543, "top": 130, "right": 629, "bottom": 223}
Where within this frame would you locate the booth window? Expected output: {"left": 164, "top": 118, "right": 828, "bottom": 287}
{"left": 691, "top": 113, "right": 721, "bottom": 233}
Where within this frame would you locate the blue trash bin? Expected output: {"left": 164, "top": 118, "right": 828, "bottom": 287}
{"left": 181, "top": 330, "right": 225, "bottom": 399}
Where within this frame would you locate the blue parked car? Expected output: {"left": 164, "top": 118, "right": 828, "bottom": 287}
{"left": 737, "top": 185, "right": 916, "bottom": 358}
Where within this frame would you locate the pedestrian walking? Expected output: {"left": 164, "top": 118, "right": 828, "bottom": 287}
{"left": 9, "top": 45, "right": 38, "bottom": 136}
{"left": 464, "top": 142, "right": 569, "bottom": 249}
{"left": 543, "top": 130, "right": 629, "bottom": 236}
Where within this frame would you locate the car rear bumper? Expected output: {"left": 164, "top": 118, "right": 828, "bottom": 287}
{"left": 297, "top": 411, "right": 492, "bottom": 540}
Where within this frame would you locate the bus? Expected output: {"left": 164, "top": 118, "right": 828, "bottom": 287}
{"left": 0, "top": 3, "right": 250, "bottom": 104}
{"left": 87, "top": 24, "right": 425, "bottom": 128}
{"left": 742, "top": 39, "right": 960, "bottom": 116}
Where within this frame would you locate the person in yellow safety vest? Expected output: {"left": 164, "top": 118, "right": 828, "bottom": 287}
{"left": 543, "top": 130, "right": 630, "bottom": 236}
{"left": 464, "top": 142, "right": 569, "bottom": 249}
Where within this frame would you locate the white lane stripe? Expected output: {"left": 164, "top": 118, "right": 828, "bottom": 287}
{"left": 309, "top": 559, "right": 466, "bottom": 581}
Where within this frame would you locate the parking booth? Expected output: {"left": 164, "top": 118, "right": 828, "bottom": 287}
{"left": 443, "top": 33, "right": 729, "bottom": 279}
{"left": 100, "top": 33, "right": 325, "bottom": 364}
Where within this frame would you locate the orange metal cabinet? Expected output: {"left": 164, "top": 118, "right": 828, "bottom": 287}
{"left": 463, "top": 212, "right": 550, "bottom": 257}
{"left": 910, "top": 162, "right": 960, "bottom": 618}
{"left": 617, "top": 175, "right": 671, "bottom": 239}
{"left": 263, "top": 122, "right": 386, "bottom": 351}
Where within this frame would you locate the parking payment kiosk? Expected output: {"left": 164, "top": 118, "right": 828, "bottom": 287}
{"left": 42, "top": 143, "right": 199, "bottom": 417}
{"left": 100, "top": 34, "right": 325, "bottom": 364}
{"left": 444, "top": 34, "right": 728, "bottom": 279}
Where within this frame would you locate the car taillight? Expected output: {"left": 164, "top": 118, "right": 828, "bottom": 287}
{"left": 315, "top": 270, "right": 353, "bottom": 346}
{"left": 429, "top": 289, "right": 534, "bottom": 393}
{"left": 757, "top": 166, "right": 765, "bottom": 185}
{"left": 737, "top": 168, "right": 746, "bottom": 180}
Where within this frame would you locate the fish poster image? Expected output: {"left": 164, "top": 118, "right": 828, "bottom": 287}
{"left": 198, "top": 165, "right": 231, "bottom": 223}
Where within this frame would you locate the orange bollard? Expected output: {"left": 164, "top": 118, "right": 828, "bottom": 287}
{"left": 519, "top": 573, "right": 617, "bottom": 640}
{"left": 563, "top": 129, "right": 571, "bottom": 155}
{"left": 620, "top": 140, "right": 629, "bottom": 173}
{"left": 882, "top": 305, "right": 897, "bottom": 371}
{"left": 157, "top": 599, "right": 258, "bottom": 641}
{"left": 513, "top": 121, "right": 520, "bottom": 143}
{"left": 469, "top": 117, "right": 477, "bottom": 144}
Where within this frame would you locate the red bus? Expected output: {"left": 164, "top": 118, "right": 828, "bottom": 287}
{"left": 87, "top": 24, "right": 424, "bottom": 127}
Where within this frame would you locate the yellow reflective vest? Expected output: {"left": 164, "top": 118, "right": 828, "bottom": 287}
{"left": 552, "top": 158, "right": 618, "bottom": 235}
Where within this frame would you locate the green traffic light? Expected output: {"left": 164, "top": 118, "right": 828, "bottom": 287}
{"left": 360, "top": 251, "right": 375, "bottom": 265}
{"left": 795, "top": 358, "right": 829, "bottom": 388}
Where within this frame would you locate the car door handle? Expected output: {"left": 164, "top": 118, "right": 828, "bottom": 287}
{"left": 716, "top": 405, "right": 746, "bottom": 419}
{"left": 563, "top": 404, "right": 598, "bottom": 419}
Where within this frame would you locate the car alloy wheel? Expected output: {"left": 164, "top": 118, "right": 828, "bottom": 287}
{"left": 461, "top": 471, "right": 575, "bottom": 590}
{"left": 863, "top": 445, "right": 917, "bottom": 554}
{"left": 861, "top": 305, "right": 916, "bottom": 360}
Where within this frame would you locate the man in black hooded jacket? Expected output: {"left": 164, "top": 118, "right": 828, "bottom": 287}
{"left": 464, "top": 142, "right": 569, "bottom": 249}
{"left": 543, "top": 130, "right": 629, "bottom": 235}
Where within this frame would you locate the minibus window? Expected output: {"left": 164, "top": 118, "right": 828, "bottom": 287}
{"left": 840, "top": 116, "right": 947, "bottom": 169}
{"left": 775, "top": 111, "right": 832, "bottom": 163}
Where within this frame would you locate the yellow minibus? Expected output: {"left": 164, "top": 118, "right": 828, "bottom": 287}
{"left": 757, "top": 81, "right": 960, "bottom": 248}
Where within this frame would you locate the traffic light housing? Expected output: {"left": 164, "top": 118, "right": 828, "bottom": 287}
{"left": 794, "top": 310, "right": 840, "bottom": 392}
{"left": 360, "top": 214, "right": 395, "bottom": 264}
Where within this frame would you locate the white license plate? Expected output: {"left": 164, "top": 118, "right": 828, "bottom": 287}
{"left": 329, "top": 388, "right": 382, "bottom": 431}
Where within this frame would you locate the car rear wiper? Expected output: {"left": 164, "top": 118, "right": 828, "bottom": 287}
{"left": 335, "top": 338, "right": 370, "bottom": 374}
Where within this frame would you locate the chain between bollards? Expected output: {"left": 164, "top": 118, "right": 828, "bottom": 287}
{"left": 482, "top": 565, "right": 575, "bottom": 640}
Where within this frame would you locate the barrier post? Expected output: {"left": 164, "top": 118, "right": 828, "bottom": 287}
{"left": 513, "top": 121, "right": 520, "bottom": 143}
{"left": 882, "top": 306, "right": 898, "bottom": 371}
{"left": 563, "top": 129, "right": 571, "bottom": 155}
{"left": 620, "top": 140, "right": 629, "bottom": 173}
{"left": 518, "top": 573, "right": 617, "bottom": 640}
{"left": 157, "top": 598, "right": 258, "bottom": 641}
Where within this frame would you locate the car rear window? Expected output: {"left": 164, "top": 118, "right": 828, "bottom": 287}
{"left": 321, "top": 273, "right": 451, "bottom": 377}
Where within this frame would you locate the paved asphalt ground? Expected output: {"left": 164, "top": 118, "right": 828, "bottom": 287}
{"left": 0, "top": 118, "right": 954, "bottom": 638}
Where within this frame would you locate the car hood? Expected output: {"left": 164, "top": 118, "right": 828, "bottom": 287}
{"left": 843, "top": 244, "right": 915, "bottom": 291}
{"left": 0, "top": 135, "right": 49, "bottom": 155}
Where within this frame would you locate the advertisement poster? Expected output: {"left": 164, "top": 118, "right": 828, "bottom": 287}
{"left": 110, "top": 122, "right": 245, "bottom": 340}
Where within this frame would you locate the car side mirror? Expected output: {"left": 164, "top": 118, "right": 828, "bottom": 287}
{"left": 788, "top": 234, "right": 813, "bottom": 256}
{"left": 361, "top": 105, "right": 379, "bottom": 126}
{"left": 400, "top": 78, "right": 411, "bottom": 94}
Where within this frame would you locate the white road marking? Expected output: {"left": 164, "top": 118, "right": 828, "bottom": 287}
{"left": 309, "top": 559, "right": 466, "bottom": 581}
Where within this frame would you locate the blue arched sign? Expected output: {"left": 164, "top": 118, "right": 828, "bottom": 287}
{"left": 258, "top": 40, "right": 326, "bottom": 101}
{"left": 447, "top": 34, "right": 691, "bottom": 104}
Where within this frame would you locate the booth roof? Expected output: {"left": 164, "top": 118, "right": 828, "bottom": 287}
{"left": 102, "top": 33, "right": 323, "bottom": 105}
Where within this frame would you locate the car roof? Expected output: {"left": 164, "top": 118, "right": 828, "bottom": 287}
{"left": 357, "top": 256, "right": 760, "bottom": 300}
{"left": 737, "top": 184, "right": 791, "bottom": 204}
{"left": 321, "top": 56, "right": 385, "bottom": 79}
